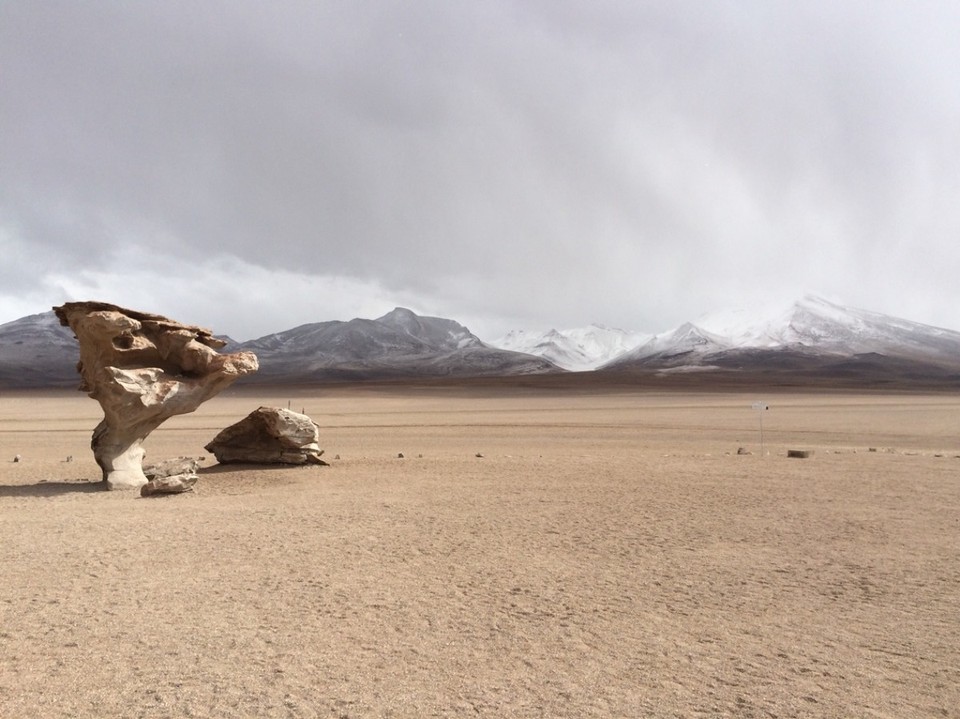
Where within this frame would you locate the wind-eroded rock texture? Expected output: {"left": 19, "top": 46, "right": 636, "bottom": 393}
{"left": 206, "top": 407, "right": 327, "bottom": 465}
{"left": 54, "top": 301, "right": 258, "bottom": 490}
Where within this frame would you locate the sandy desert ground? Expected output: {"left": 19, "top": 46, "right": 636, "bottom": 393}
{"left": 1, "top": 384, "right": 958, "bottom": 718}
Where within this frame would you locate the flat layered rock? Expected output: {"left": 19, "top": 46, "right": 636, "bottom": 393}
{"left": 140, "top": 473, "right": 199, "bottom": 497}
{"left": 144, "top": 456, "right": 202, "bottom": 479}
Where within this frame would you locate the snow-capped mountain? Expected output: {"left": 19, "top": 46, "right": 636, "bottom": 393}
{"left": 3, "top": 297, "right": 959, "bottom": 388}
{"left": 608, "top": 322, "right": 729, "bottom": 367}
{"left": 238, "top": 307, "right": 558, "bottom": 381}
{"left": 492, "top": 324, "right": 648, "bottom": 371}
{"left": 694, "top": 295, "right": 958, "bottom": 356}
{"left": 603, "top": 296, "right": 960, "bottom": 378}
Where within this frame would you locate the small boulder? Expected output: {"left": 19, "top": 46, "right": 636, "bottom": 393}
{"left": 205, "top": 407, "right": 329, "bottom": 465}
{"left": 144, "top": 456, "right": 201, "bottom": 479}
{"left": 140, "top": 473, "right": 198, "bottom": 497}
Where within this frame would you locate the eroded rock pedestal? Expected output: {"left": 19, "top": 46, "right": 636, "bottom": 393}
{"left": 206, "top": 407, "right": 328, "bottom": 465}
{"left": 54, "top": 302, "right": 259, "bottom": 490}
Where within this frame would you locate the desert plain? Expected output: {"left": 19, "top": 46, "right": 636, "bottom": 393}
{"left": 1, "top": 382, "right": 958, "bottom": 718}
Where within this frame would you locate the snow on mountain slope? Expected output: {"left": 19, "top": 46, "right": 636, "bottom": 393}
{"left": 608, "top": 322, "right": 731, "bottom": 367}
{"left": 604, "top": 295, "right": 960, "bottom": 370}
{"left": 376, "top": 307, "right": 482, "bottom": 351}
{"left": 694, "top": 295, "right": 960, "bottom": 359}
{"left": 492, "top": 324, "right": 648, "bottom": 371}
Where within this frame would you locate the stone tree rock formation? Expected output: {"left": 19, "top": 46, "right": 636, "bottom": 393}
{"left": 205, "top": 407, "right": 328, "bottom": 465}
{"left": 54, "top": 301, "right": 259, "bottom": 490}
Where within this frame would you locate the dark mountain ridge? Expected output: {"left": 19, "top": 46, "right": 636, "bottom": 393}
{"left": 0, "top": 307, "right": 557, "bottom": 388}
{"left": 237, "top": 307, "right": 555, "bottom": 382}
{"left": 2, "top": 298, "right": 959, "bottom": 389}
{"left": 0, "top": 312, "right": 80, "bottom": 388}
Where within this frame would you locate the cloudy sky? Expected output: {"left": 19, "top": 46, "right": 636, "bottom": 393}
{"left": 2, "top": 1, "right": 958, "bottom": 341}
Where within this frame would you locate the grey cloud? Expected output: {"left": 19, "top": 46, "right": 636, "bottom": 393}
{"left": 2, "top": 1, "right": 959, "bottom": 335}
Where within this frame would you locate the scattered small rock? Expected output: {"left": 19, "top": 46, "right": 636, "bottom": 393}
{"left": 787, "top": 449, "right": 814, "bottom": 459}
{"left": 868, "top": 448, "right": 877, "bottom": 452}
{"left": 475, "top": 452, "right": 484, "bottom": 458}
{"left": 12, "top": 454, "right": 21, "bottom": 463}
{"left": 334, "top": 454, "right": 340, "bottom": 460}
{"left": 397, "top": 453, "right": 404, "bottom": 459}
{"left": 736, "top": 447, "right": 752, "bottom": 456}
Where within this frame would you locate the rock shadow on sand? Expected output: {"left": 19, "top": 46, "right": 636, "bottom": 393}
{"left": 197, "top": 462, "right": 317, "bottom": 479}
{"left": 0, "top": 480, "right": 105, "bottom": 497}
{"left": 197, "top": 463, "right": 307, "bottom": 475}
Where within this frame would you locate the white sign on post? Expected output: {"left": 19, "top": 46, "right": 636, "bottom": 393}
{"left": 751, "top": 401, "right": 769, "bottom": 455}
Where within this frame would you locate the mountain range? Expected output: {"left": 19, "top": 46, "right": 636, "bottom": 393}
{"left": 0, "top": 307, "right": 557, "bottom": 388}
{"left": 1, "top": 296, "right": 959, "bottom": 389}
{"left": 599, "top": 295, "right": 960, "bottom": 386}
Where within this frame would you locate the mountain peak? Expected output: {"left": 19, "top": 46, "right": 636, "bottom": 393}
{"left": 372, "top": 307, "right": 481, "bottom": 351}
{"left": 377, "top": 306, "right": 417, "bottom": 321}
{"left": 210, "top": 308, "right": 553, "bottom": 382}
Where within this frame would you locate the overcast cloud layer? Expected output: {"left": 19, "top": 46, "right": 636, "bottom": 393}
{"left": 2, "top": 1, "right": 959, "bottom": 341}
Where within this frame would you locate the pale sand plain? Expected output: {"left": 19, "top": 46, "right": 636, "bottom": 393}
{"left": 1, "top": 385, "right": 958, "bottom": 718}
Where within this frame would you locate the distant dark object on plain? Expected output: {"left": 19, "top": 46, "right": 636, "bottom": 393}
{"left": 787, "top": 449, "right": 814, "bottom": 459}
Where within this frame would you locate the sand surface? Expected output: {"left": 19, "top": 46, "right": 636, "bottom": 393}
{"left": 1, "top": 386, "right": 958, "bottom": 718}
